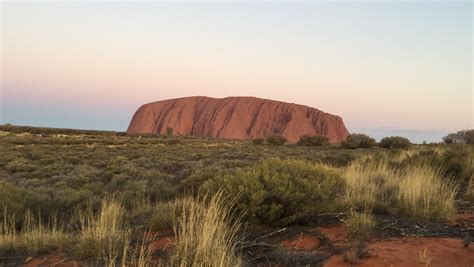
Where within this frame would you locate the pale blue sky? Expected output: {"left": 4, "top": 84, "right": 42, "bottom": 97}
{"left": 1, "top": 1, "right": 472, "bottom": 143}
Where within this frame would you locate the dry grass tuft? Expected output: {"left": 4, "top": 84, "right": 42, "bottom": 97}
{"left": 21, "top": 211, "right": 70, "bottom": 254}
{"left": 75, "top": 198, "right": 158, "bottom": 266}
{"left": 0, "top": 208, "right": 16, "bottom": 252}
{"left": 170, "top": 191, "right": 242, "bottom": 267}
{"left": 417, "top": 247, "right": 432, "bottom": 266}
{"left": 344, "top": 161, "right": 457, "bottom": 221}
{"left": 344, "top": 210, "right": 375, "bottom": 239}
{"left": 397, "top": 165, "right": 457, "bottom": 220}
{"left": 76, "top": 198, "right": 126, "bottom": 261}
{"left": 1, "top": 208, "right": 70, "bottom": 254}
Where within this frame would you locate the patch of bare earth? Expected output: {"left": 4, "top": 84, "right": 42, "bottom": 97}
{"left": 23, "top": 255, "right": 80, "bottom": 267}
{"left": 324, "top": 237, "right": 473, "bottom": 267}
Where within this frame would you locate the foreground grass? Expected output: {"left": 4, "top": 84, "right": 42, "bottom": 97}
{"left": 344, "top": 161, "right": 457, "bottom": 221}
{"left": 1, "top": 194, "right": 242, "bottom": 266}
{"left": 171, "top": 192, "right": 242, "bottom": 267}
{"left": 1, "top": 200, "right": 158, "bottom": 266}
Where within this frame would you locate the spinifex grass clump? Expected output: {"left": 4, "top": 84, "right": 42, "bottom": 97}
{"left": 344, "top": 161, "right": 457, "bottom": 222}
{"left": 397, "top": 165, "right": 457, "bottom": 221}
{"left": 170, "top": 191, "right": 242, "bottom": 267}
{"left": 0, "top": 208, "right": 71, "bottom": 255}
{"left": 21, "top": 211, "right": 70, "bottom": 254}
{"left": 344, "top": 210, "right": 376, "bottom": 239}
{"left": 0, "top": 209, "right": 16, "bottom": 253}
{"left": 343, "top": 162, "right": 397, "bottom": 212}
{"left": 75, "top": 198, "right": 157, "bottom": 266}
{"left": 76, "top": 199, "right": 126, "bottom": 261}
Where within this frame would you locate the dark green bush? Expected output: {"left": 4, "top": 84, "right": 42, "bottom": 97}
{"left": 297, "top": 135, "right": 329, "bottom": 146}
{"left": 341, "top": 134, "right": 376, "bottom": 149}
{"left": 252, "top": 138, "right": 265, "bottom": 145}
{"left": 266, "top": 135, "right": 287, "bottom": 146}
{"left": 203, "top": 159, "right": 343, "bottom": 225}
{"left": 443, "top": 129, "right": 474, "bottom": 144}
{"left": 166, "top": 127, "right": 174, "bottom": 137}
{"left": 379, "top": 136, "right": 411, "bottom": 149}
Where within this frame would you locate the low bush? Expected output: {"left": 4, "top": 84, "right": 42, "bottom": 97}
{"left": 443, "top": 129, "right": 474, "bottom": 144}
{"left": 297, "top": 135, "right": 329, "bottom": 146}
{"left": 251, "top": 138, "right": 265, "bottom": 145}
{"left": 204, "top": 159, "right": 343, "bottom": 224}
{"left": 341, "top": 134, "right": 376, "bottom": 149}
{"left": 380, "top": 136, "right": 411, "bottom": 149}
{"left": 266, "top": 135, "right": 287, "bottom": 146}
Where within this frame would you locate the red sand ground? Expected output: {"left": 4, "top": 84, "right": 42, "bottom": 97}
{"left": 317, "top": 224, "right": 349, "bottom": 243}
{"left": 314, "top": 218, "right": 474, "bottom": 267}
{"left": 281, "top": 234, "right": 321, "bottom": 250}
{"left": 152, "top": 236, "right": 176, "bottom": 252}
{"left": 23, "top": 255, "right": 80, "bottom": 267}
{"left": 324, "top": 237, "right": 473, "bottom": 267}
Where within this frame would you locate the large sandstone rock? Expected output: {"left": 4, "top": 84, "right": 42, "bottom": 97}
{"left": 127, "top": 96, "right": 349, "bottom": 143}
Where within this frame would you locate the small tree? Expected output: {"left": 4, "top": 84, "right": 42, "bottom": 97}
{"left": 266, "top": 135, "right": 287, "bottom": 146}
{"left": 252, "top": 138, "right": 265, "bottom": 145}
{"left": 297, "top": 135, "right": 329, "bottom": 146}
{"left": 379, "top": 136, "right": 411, "bottom": 149}
{"left": 341, "top": 134, "right": 376, "bottom": 149}
{"left": 166, "top": 127, "right": 174, "bottom": 138}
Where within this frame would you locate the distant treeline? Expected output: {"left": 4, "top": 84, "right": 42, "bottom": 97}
{"left": 0, "top": 124, "right": 135, "bottom": 137}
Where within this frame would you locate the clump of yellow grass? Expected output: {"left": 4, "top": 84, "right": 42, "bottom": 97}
{"left": 170, "top": 191, "right": 242, "bottom": 267}
{"left": 344, "top": 161, "right": 457, "bottom": 221}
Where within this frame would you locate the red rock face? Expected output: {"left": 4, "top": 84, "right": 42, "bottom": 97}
{"left": 127, "top": 96, "right": 349, "bottom": 143}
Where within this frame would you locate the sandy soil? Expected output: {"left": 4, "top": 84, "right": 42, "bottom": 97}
{"left": 23, "top": 255, "right": 80, "bottom": 267}
{"left": 324, "top": 237, "right": 473, "bottom": 267}
{"left": 280, "top": 234, "right": 321, "bottom": 250}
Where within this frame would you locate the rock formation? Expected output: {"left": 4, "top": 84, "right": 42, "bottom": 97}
{"left": 127, "top": 96, "right": 349, "bottom": 143}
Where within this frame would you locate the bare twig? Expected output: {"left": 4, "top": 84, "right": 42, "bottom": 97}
{"left": 240, "top": 228, "right": 287, "bottom": 248}
{"left": 52, "top": 258, "right": 68, "bottom": 266}
{"left": 242, "top": 242, "right": 280, "bottom": 248}
{"left": 252, "top": 227, "right": 287, "bottom": 243}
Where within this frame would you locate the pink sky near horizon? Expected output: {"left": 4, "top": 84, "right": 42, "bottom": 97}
{"left": 1, "top": 2, "right": 472, "bottom": 142}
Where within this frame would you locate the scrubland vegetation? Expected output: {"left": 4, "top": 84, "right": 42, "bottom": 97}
{"left": 0, "top": 125, "right": 472, "bottom": 266}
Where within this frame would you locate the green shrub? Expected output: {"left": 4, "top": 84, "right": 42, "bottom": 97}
{"left": 297, "top": 135, "right": 329, "bottom": 146}
{"left": 341, "top": 134, "right": 376, "bottom": 149}
{"left": 266, "top": 135, "right": 287, "bottom": 146}
{"left": 443, "top": 129, "right": 474, "bottom": 144}
{"left": 204, "top": 159, "right": 343, "bottom": 224}
{"left": 251, "top": 138, "right": 265, "bottom": 145}
{"left": 380, "top": 136, "right": 411, "bottom": 149}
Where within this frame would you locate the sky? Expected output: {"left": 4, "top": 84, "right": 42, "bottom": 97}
{"left": 1, "top": 1, "right": 472, "bottom": 143}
